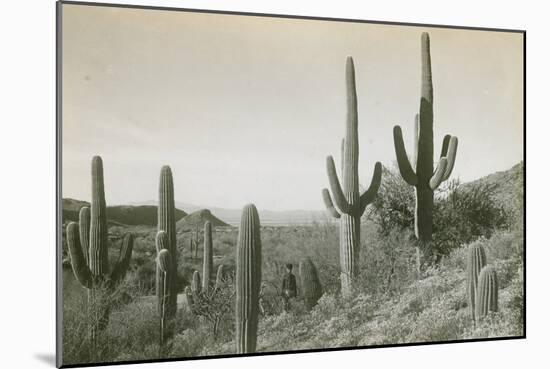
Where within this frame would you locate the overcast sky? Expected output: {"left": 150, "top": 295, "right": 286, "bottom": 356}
{"left": 61, "top": 4, "right": 523, "bottom": 211}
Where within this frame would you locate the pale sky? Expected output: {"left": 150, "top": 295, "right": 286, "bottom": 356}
{"left": 61, "top": 4, "right": 524, "bottom": 211}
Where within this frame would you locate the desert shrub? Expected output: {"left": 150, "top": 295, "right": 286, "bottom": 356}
{"left": 369, "top": 166, "right": 509, "bottom": 261}
{"left": 432, "top": 179, "right": 508, "bottom": 258}
{"left": 189, "top": 276, "right": 235, "bottom": 339}
{"left": 359, "top": 226, "right": 417, "bottom": 295}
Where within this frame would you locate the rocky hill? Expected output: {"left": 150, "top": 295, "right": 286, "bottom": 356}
{"left": 175, "top": 209, "right": 230, "bottom": 230}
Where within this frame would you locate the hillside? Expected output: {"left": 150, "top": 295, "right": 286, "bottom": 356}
{"left": 62, "top": 198, "right": 187, "bottom": 226}
{"left": 175, "top": 209, "right": 230, "bottom": 230}
{"left": 462, "top": 161, "right": 524, "bottom": 212}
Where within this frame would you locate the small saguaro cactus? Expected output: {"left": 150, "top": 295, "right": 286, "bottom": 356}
{"left": 235, "top": 204, "right": 262, "bottom": 354}
{"left": 299, "top": 258, "right": 323, "bottom": 310}
{"left": 202, "top": 221, "right": 213, "bottom": 291}
{"left": 475, "top": 265, "right": 499, "bottom": 319}
{"left": 392, "top": 32, "right": 458, "bottom": 263}
{"left": 215, "top": 264, "right": 225, "bottom": 290}
{"left": 191, "top": 270, "right": 202, "bottom": 295}
{"left": 66, "top": 156, "right": 134, "bottom": 353}
{"left": 156, "top": 165, "right": 179, "bottom": 320}
{"left": 321, "top": 56, "right": 382, "bottom": 295}
{"left": 466, "top": 242, "right": 487, "bottom": 321}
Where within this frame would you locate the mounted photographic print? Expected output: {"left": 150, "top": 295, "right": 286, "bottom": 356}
{"left": 56, "top": 1, "right": 525, "bottom": 367}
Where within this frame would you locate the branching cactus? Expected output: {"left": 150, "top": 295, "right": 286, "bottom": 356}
{"left": 66, "top": 156, "right": 134, "bottom": 354}
{"left": 466, "top": 242, "right": 487, "bottom": 321}
{"left": 475, "top": 265, "right": 499, "bottom": 319}
{"left": 321, "top": 57, "right": 382, "bottom": 295}
{"left": 203, "top": 221, "right": 213, "bottom": 291}
{"left": 299, "top": 258, "right": 323, "bottom": 310}
{"left": 235, "top": 204, "right": 262, "bottom": 354}
{"left": 392, "top": 33, "right": 458, "bottom": 263}
{"left": 156, "top": 165, "right": 178, "bottom": 319}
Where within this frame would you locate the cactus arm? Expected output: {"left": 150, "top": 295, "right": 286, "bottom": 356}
{"left": 326, "top": 156, "right": 351, "bottom": 214}
{"left": 413, "top": 115, "right": 419, "bottom": 168}
{"left": 429, "top": 158, "right": 448, "bottom": 190}
{"left": 442, "top": 136, "right": 458, "bottom": 180}
{"left": 440, "top": 135, "right": 451, "bottom": 158}
{"left": 321, "top": 189, "right": 341, "bottom": 219}
{"left": 110, "top": 233, "right": 134, "bottom": 285}
{"left": 393, "top": 125, "right": 418, "bottom": 186}
{"left": 67, "top": 222, "right": 93, "bottom": 289}
{"left": 78, "top": 206, "right": 90, "bottom": 266}
{"left": 359, "top": 161, "right": 382, "bottom": 213}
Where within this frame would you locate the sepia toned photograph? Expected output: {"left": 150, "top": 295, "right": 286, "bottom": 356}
{"left": 57, "top": 1, "right": 525, "bottom": 367}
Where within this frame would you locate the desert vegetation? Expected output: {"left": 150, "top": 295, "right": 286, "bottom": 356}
{"left": 61, "top": 32, "right": 524, "bottom": 365}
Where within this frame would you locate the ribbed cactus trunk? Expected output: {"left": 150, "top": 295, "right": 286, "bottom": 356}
{"left": 475, "top": 266, "right": 499, "bottom": 319}
{"left": 466, "top": 243, "right": 487, "bottom": 322}
{"left": 322, "top": 57, "right": 382, "bottom": 296}
{"left": 156, "top": 246, "right": 172, "bottom": 357}
{"left": 235, "top": 204, "right": 262, "bottom": 354}
{"left": 157, "top": 166, "right": 178, "bottom": 319}
{"left": 66, "top": 156, "right": 134, "bottom": 359}
{"left": 202, "top": 221, "right": 213, "bottom": 291}
{"left": 90, "top": 156, "right": 109, "bottom": 277}
{"left": 299, "top": 258, "right": 323, "bottom": 310}
{"left": 393, "top": 33, "right": 458, "bottom": 267}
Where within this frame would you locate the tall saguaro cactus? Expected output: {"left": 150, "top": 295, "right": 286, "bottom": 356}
{"left": 393, "top": 32, "right": 458, "bottom": 263}
{"left": 322, "top": 57, "right": 382, "bottom": 295}
{"left": 202, "top": 221, "right": 213, "bottom": 291}
{"left": 156, "top": 165, "right": 178, "bottom": 319}
{"left": 235, "top": 204, "right": 262, "bottom": 354}
{"left": 475, "top": 265, "right": 499, "bottom": 319}
{"left": 66, "top": 156, "right": 134, "bottom": 354}
{"left": 466, "top": 243, "right": 487, "bottom": 321}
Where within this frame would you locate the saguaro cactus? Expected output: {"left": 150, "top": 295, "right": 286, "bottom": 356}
{"left": 299, "top": 258, "right": 323, "bottom": 310}
{"left": 191, "top": 270, "right": 202, "bottom": 294}
{"left": 322, "top": 57, "right": 382, "bottom": 295}
{"left": 215, "top": 264, "right": 225, "bottom": 290}
{"left": 393, "top": 32, "right": 458, "bottom": 263}
{"left": 235, "top": 204, "right": 262, "bottom": 354}
{"left": 202, "top": 221, "right": 213, "bottom": 291}
{"left": 66, "top": 156, "right": 134, "bottom": 353}
{"left": 475, "top": 265, "right": 499, "bottom": 319}
{"left": 466, "top": 242, "right": 487, "bottom": 321}
{"left": 157, "top": 165, "right": 178, "bottom": 319}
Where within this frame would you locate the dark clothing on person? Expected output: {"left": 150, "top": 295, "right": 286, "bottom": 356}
{"left": 282, "top": 272, "right": 297, "bottom": 298}
{"left": 281, "top": 272, "right": 297, "bottom": 312}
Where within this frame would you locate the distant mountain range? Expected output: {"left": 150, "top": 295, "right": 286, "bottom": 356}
{"left": 128, "top": 200, "right": 328, "bottom": 226}
{"left": 62, "top": 198, "right": 187, "bottom": 226}
{"left": 62, "top": 161, "right": 523, "bottom": 227}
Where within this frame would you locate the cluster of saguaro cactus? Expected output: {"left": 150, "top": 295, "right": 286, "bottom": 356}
{"left": 66, "top": 156, "right": 134, "bottom": 354}
{"left": 475, "top": 265, "right": 499, "bottom": 319}
{"left": 322, "top": 57, "right": 382, "bottom": 296}
{"left": 299, "top": 258, "right": 323, "bottom": 310}
{"left": 392, "top": 32, "right": 458, "bottom": 264}
{"left": 466, "top": 242, "right": 499, "bottom": 323}
{"left": 466, "top": 243, "right": 487, "bottom": 321}
{"left": 202, "top": 221, "right": 213, "bottom": 291}
{"left": 235, "top": 204, "right": 262, "bottom": 354}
